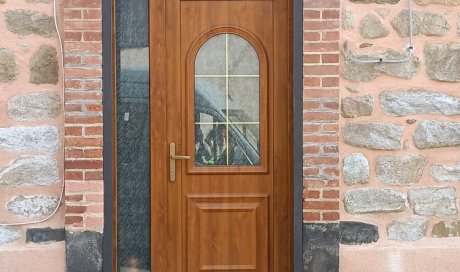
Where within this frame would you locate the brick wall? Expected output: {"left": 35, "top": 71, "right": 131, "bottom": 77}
{"left": 302, "top": 0, "right": 341, "bottom": 223}
{"left": 63, "top": 0, "right": 103, "bottom": 231}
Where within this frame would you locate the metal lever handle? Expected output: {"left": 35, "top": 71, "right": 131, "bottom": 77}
{"left": 169, "top": 143, "right": 190, "bottom": 182}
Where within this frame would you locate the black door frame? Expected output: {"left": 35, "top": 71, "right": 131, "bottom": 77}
{"left": 101, "top": 0, "right": 304, "bottom": 270}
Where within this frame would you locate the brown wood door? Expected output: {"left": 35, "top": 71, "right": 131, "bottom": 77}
{"left": 150, "top": 0, "right": 292, "bottom": 271}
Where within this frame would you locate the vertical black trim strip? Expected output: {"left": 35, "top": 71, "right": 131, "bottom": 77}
{"left": 102, "top": 0, "right": 113, "bottom": 270}
{"left": 293, "top": 0, "right": 303, "bottom": 271}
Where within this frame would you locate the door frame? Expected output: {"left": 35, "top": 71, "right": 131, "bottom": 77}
{"left": 101, "top": 0, "right": 304, "bottom": 271}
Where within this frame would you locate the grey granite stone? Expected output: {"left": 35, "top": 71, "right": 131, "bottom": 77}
{"left": 413, "top": 120, "right": 460, "bottom": 149}
{"left": 5, "top": 10, "right": 55, "bottom": 37}
{"left": 376, "top": 154, "right": 426, "bottom": 185}
{"left": 341, "top": 95, "right": 374, "bottom": 118}
{"left": 0, "top": 126, "right": 59, "bottom": 153}
{"left": 408, "top": 187, "right": 458, "bottom": 216}
{"left": 344, "top": 188, "right": 406, "bottom": 214}
{"left": 0, "top": 48, "right": 18, "bottom": 83}
{"left": 8, "top": 92, "right": 61, "bottom": 121}
{"left": 343, "top": 122, "right": 404, "bottom": 150}
{"left": 424, "top": 43, "right": 460, "bottom": 82}
{"left": 387, "top": 218, "right": 428, "bottom": 241}
{"left": 360, "top": 14, "right": 389, "bottom": 39}
{"left": 7, "top": 195, "right": 58, "bottom": 217}
{"left": 391, "top": 10, "right": 449, "bottom": 37}
{"left": 30, "top": 45, "right": 59, "bottom": 85}
{"left": 343, "top": 153, "right": 369, "bottom": 185}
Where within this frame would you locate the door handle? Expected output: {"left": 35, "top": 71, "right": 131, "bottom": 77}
{"left": 169, "top": 143, "right": 190, "bottom": 182}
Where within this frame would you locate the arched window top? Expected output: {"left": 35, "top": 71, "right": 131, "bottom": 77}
{"left": 195, "top": 33, "right": 259, "bottom": 76}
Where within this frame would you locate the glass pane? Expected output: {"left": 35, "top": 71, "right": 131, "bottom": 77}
{"left": 116, "top": 0, "right": 150, "bottom": 270}
{"left": 228, "top": 34, "right": 259, "bottom": 75}
{"left": 195, "top": 34, "right": 226, "bottom": 75}
{"left": 228, "top": 77, "right": 259, "bottom": 122}
{"left": 194, "top": 33, "right": 260, "bottom": 166}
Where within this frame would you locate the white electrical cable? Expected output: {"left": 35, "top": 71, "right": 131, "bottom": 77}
{"left": 0, "top": 0, "right": 65, "bottom": 226}
{"left": 344, "top": 0, "right": 414, "bottom": 64}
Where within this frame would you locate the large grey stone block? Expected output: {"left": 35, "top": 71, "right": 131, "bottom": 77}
{"left": 341, "top": 95, "right": 374, "bottom": 118}
{"left": 30, "top": 45, "right": 59, "bottom": 85}
{"left": 8, "top": 92, "right": 61, "bottom": 121}
{"left": 344, "top": 188, "right": 406, "bottom": 214}
{"left": 380, "top": 89, "right": 460, "bottom": 116}
{"left": 431, "top": 161, "right": 460, "bottom": 182}
{"left": 408, "top": 187, "right": 458, "bottom": 216}
{"left": 343, "top": 153, "right": 369, "bottom": 185}
{"left": 413, "top": 120, "right": 460, "bottom": 149}
{"left": 391, "top": 10, "right": 449, "bottom": 37}
{"left": 0, "top": 126, "right": 59, "bottom": 153}
{"left": 5, "top": 10, "right": 55, "bottom": 37}
{"left": 0, "top": 48, "right": 18, "bottom": 83}
{"left": 376, "top": 154, "right": 426, "bottom": 185}
{"left": 432, "top": 220, "right": 460, "bottom": 238}
{"left": 339, "top": 221, "right": 379, "bottom": 245}
{"left": 303, "top": 223, "right": 339, "bottom": 272}
{"left": 7, "top": 195, "right": 58, "bottom": 217}
{"left": 343, "top": 122, "right": 404, "bottom": 150}
{"left": 387, "top": 218, "right": 428, "bottom": 241}
{"left": 342, "top": 10, "right": 355, "bottom": 30}
{"left": 343, "top": 48, "right": 420, "bottom": 82}
{"left": 424, "top": 43, "right": 460, "bottom": 82}
{"left": 415, "top": 0, "right": 460, "bottom": 5}
{"left": 360, "top": 14, "right": 389, "bottom": 39}
{"left": 0, "top": 226, "right": 20, "bottom": 245}
{"left": 0, "top": 156, "right": 59, "bottom": 186}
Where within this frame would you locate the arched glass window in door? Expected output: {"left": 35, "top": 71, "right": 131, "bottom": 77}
{"left": 194, "top": 33, "right": 260, "bottom": 166}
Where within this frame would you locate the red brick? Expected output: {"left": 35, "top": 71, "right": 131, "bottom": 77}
{"left": 64, "top": 0, "right": 101, "bottom": 8}
{"left": 86, "top": 194, "right": 104, "bottom": 202}
{"left": 65, "top": 115, "right": 103, "bottom": 124}
{"left": 83, "top": 149, "right": 103, "bottom": 158}
{"left": 65, "top": 79, "right": 82, "bottom": 89}
{"left": 85, "top": 80, "right": 102, "bottom": 90}
{"left": 65, "top": 170, "right": 83, "bottom": 180}
{"left": 64, "top": 42, "right": 102, "bottom": 53}
{"left": 64, "top": 9, "right": 82, "bottom": 19}
{"left": 304, "top": 32, "right": 320, "bottom": 41}
{"left": 323, "top": 168, "right": 339, "bottom": 176}
{"left": 303, "top": 123, "right": 320, "bottom": 132}
{"left": 303, "top": 146, "right": 320, "bottom": 154}
{"left": 303, "top": 65, "right": 339, "bottom": 75}
{"left": 66, "top": 181, "right": 103, "bottom": 192}
{"left": 65, "top": 137, "right": 103, "bottom": 147}
{"left": 304, "top": 157, "right": 339, "bottom": 165}
{"left": 303, "top": 168, "right": 320, "bottom": 177}
{"left": 83, "top": 32, "right": 102, "bottom": 42}
{"left": 303, "top": 135, "right": 338, "bottom": 143}
{"left": 304, "top": 42, "right": 339, "bottom": 52}
{"left": 66, "top": 206, "right": 87, "bottom": 213}
{"left": 303, "top": 77, "right": 321, "bottom": 87}
{"left": 87, "top": 205, "right": 104, "bottom": 213}
{"left": 304, "top": 20, "right": 340, "bottom": 30}
{"left": 322, "top": 212, "right": 340, "bottom": 221}
{"left": 303, "top": 54, "right": 320, "bottom": 64}
{"left": 303, "top": 89, "right": 339, "bottom": 99}
{"left": 65, "top": 126, "right": 82, "bottom": 136}
{"left": 64, "top": 32, "right": 82, "bottom": 42}
{"left": 303, "top": 201, "right": 339, "bottom": 210}
{"left": 65, "top": 160, "right": 103, "bottom": 169}
{"left": 303, "top": 189, "right": 320, "bottom": 199}
{"left": 322, "top": 101, "right": 339, "bottom": 110}
{"left": 82, "top": 55, "right": 102, "bottom": 65}
{"left": 303, "top": 10, "right": 320, "bottom": 19}
{"left": 322, "top": 54, "right": 339, "bottom": 63}
{"left": 86, "top": 216, "right": 103, "bottom": 227}
{"left": 322, "top": 31, "right": 340, "bottom": 41}
{"left": 65, "top": 91, "right": 102, "bottom": 101}
{"left": 85, "top": 171, "right": 103, "bottom": 181}
{"left": 322, "top": 124, "right": 339, "bottom": 132}
{"left": 66, "top": 149, "right": 84, "bottom": 158}
{"left": 323, "top": 145, "right": 339, "bottom": 153}
{"left": 65, "top": 216, "right": 83, "bottom": 225}
{"left": 86, "top": 103, "right": 103, "bottom": 112}
{"left": 85, "top": 126, "right": 103, "bottom": 136}
{"left": 304, "top": 0, "right": 339, "bottom": 8}
{"left": 322, "top": 10, "right": 340, "bottom": 19}
{"left": 65, "top": 68, "right": 102, "bottom": 78}
{"left": 303, "top": 112, "right": 339, "bottom": 121}
{"left": 65, "top": 194, "right": 83, "bottom": 202}
{"left": 83, "top": 10, "right": 102, "bottom": 19}
{"left": 323, "top": 190, "right": 340, "bottom": 199}
{"left": 322, "top": 77, "right": 339, "bottom": 87}
{"left": 64, "top": 21, "right": 102, "bottom": 31}
{"left": 65, "top": 103, "right": 83, "bottom": 112}
{"left": 303, "top": 212, "right": 321, "bottom": 221}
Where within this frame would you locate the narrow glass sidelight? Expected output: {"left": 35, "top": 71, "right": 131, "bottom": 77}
{"left": 115, "top": 0, "right": 151, "bottom": 270}
{"left": 194, "top": 34, "right": 260, "bottom": 166}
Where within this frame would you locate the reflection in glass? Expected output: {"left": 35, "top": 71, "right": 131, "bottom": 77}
{"left": 194, "top": 34, "right": 260, "bottom": 166}
{"left": 116, "top": 0, "right": 150, "bottom": 271}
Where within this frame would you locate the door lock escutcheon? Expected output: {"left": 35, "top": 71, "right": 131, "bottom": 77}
{"left": 169, "top": 143, "right": 190, "bottom": 182}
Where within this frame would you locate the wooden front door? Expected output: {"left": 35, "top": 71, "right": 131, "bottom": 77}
{"left": 151, "top": 0, "right": 292, "bottom": 271}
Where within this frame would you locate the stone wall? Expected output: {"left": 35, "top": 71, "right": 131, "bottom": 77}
{"left": 0, "top": 0, "right": 65, "bottom": 271}
{"left": 340, "top": 0, "right": 460, "bottom": 270}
